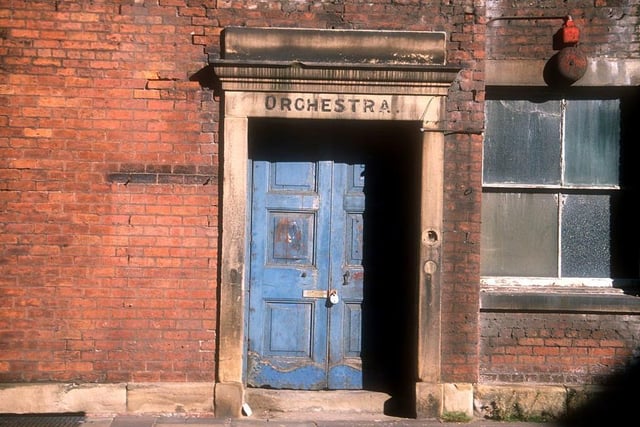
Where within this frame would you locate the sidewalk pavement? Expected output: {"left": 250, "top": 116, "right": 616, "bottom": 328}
{"left": 82, "top": 414, "right": 555, "bottom": 427}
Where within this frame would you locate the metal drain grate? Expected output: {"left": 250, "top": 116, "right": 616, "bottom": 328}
{"left": 0, "top": 414, "right": 85, "bottom": 427}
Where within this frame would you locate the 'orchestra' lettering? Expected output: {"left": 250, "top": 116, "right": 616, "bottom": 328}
{"left": 265, "top": 95, "right": 394, "bottom": 114}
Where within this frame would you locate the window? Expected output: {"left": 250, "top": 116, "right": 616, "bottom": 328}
{"left": 481, "top": 89, "right": 640, "bottom": 286}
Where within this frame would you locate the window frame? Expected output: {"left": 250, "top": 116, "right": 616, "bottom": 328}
{"left": 481, "top": 87, "right": 638, "bottom": 290}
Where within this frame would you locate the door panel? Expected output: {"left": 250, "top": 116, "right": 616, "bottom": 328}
{"left": 248, "top": 158, "right": 332, "bottom": 389}
{"left": 328, "top": 163, "right": 364, "bottom": 389}
{"left": 248, "top": 145, "right": 365, "bottom": 390}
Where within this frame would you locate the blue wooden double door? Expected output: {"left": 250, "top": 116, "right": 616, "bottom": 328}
{"left": 247, "top": 119, "right": 419, "bottom": 392}
{"left": 247, "top": 119, "right": 365, "bottom": 390}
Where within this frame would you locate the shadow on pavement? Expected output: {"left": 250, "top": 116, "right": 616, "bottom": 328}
{"left": 557, "top": 356, "right": 640, "bottom": 427}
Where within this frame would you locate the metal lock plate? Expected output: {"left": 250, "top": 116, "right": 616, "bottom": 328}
{"left": 303, "top": 290, "right": 328, "bottom": 298}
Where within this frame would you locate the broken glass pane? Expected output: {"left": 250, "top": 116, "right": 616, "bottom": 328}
{"left": 561, "top": 194, "right": 611, "bottom": 277}
{"left": 484, "top": 100, "right": 562, "bottom": 185}
{"left": 481, "top": 192, "right": 558, "bottom": 276}
{"left": 564, "top": 99, "right": 620, "bottom": 186}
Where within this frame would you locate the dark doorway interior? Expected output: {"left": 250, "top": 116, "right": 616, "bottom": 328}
{"left": 248, "top": 118, "right": 421, "bottom": 417}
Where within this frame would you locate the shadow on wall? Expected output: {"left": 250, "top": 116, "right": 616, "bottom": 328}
{"left": 558, "top": 353, "right": 640, "bottom": 426}
{"left": 190, "top": 65, "right": 219, "bottom": 91}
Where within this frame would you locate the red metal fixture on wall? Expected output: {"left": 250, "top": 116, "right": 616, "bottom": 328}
{"left": 555, "top": 16, "right": 587, "bottom": 83}
{"left": 560, "top": 15, "right": 580, "bottom": 45}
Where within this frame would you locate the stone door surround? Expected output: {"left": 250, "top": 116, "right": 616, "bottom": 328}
{"left": 210, "top": 27, "right": 459, "bottom": 417}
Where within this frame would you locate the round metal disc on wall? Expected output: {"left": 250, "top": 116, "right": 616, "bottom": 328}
{"left": 556, "top": 46, "right": 588, "bottom": 82}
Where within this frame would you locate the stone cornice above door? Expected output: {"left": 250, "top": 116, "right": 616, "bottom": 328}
{"left": 210, "top": 27, "right": 460, "bottom": 95}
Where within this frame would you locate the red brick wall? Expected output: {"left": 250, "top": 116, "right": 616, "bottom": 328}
{"left": 0, "top": 0, "right": 218, "bottom": 382}
{"left": 486, "top": 0, "right": 640, "bottom": 60}
{"left": 1, "top": 0, "right": 484, "bottom": 384}
{"left": 480, "top": 313, "right": 640, "bottom": 385}
{"left": 441, "top": 2, "right": 485, "bottom": 384}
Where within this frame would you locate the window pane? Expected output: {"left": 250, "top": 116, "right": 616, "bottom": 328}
{"left": 484, "top": 100, "right": 562, "bottom": 185}
{"left": 564, "top": 99, "right": 620, "bottom": 186}
{"left": 561, "top": 194, "right": 611, "bottom": 277}
{"left": 481, "top": 192, "right": 558, "bottom": 276}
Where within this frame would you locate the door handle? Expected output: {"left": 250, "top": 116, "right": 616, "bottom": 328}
{"left": 343, "top": 270, "right": 350, "bottom": 286}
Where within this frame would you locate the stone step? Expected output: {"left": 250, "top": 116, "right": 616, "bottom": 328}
{"left": 243, "top": 389, "right": 393, "bottom": 418}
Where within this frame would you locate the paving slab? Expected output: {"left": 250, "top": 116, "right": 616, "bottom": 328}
{"left": 105, "top": 416, "right": 157, "bottom": 427}
{"left": 80, "top": 417, "right": 113, "bottom": 427}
